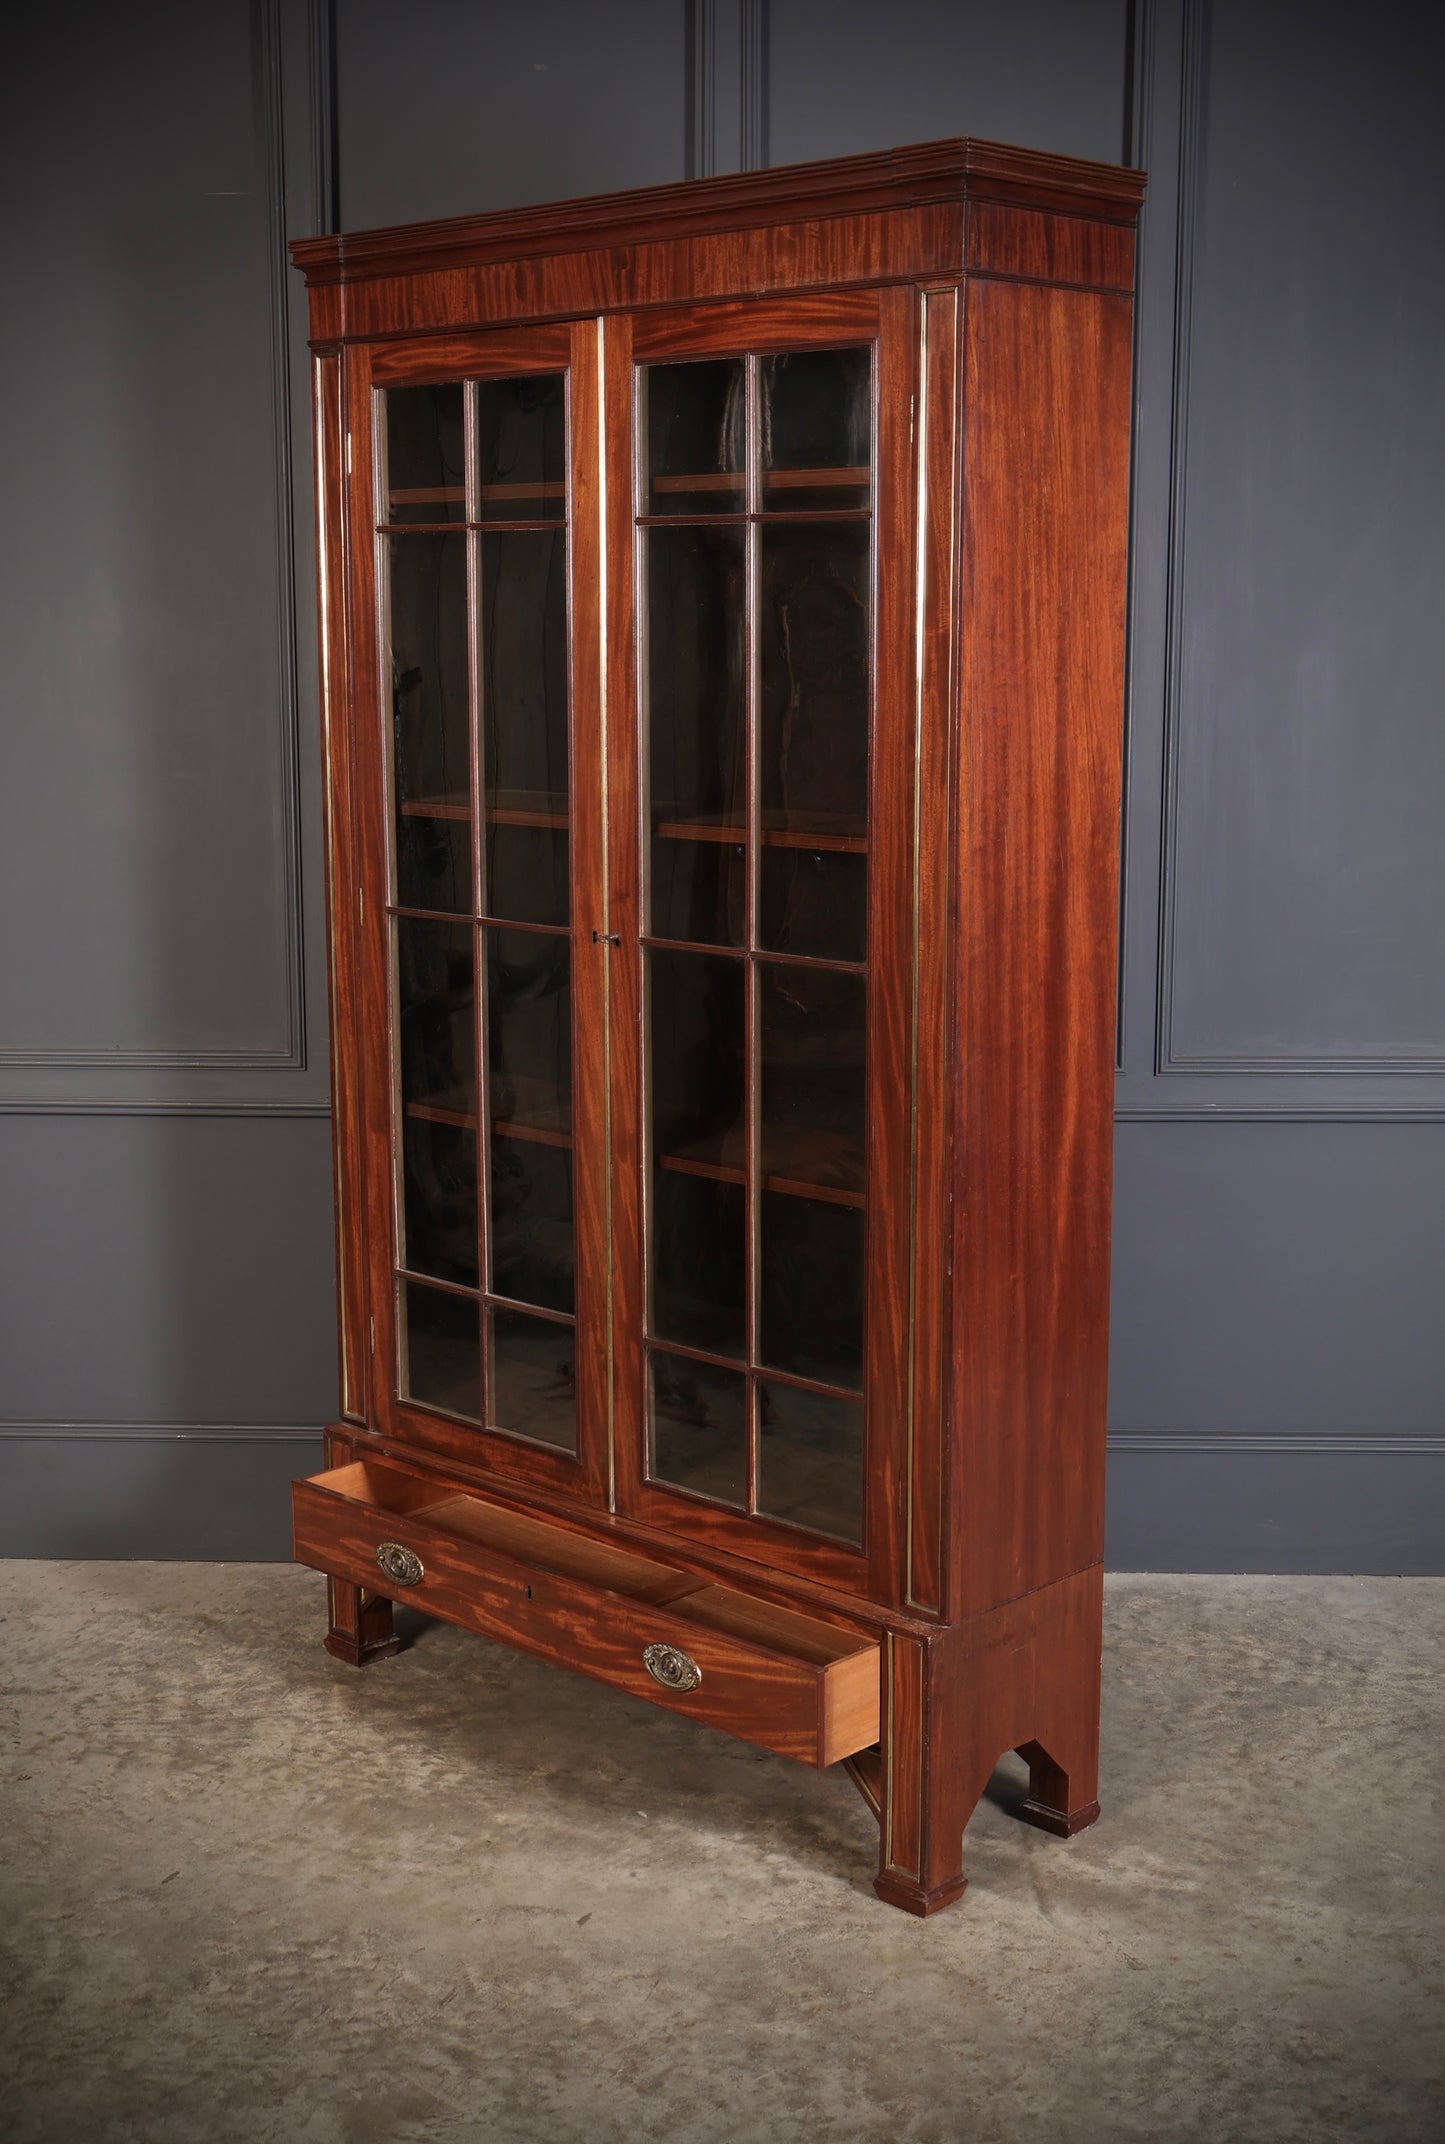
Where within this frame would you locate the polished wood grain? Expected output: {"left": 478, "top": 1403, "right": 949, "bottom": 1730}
{"left": 302, "top": 207, "right": 962, "bottom": 347}
{"left": 565, "top": 315, "right": 613, "bottom": 1506}
{"left": 324, "top": 1576, "right": 399, "bottom": 1667}
{"left": 861, "top": 284, "right": 919, "bottom": 1604}
{"left": 629, "top": 289, "right": 879, "bottom": 360}
{"left": 312, "top": 351, "right": 368, "bottom": 1426}
{"left": 966, "top": 201, "right": 1136, "bottom": 290}
{"left": 368, "top": 324, "right": 569, "bottom": 382}
{"left": 294, "top": 1460, "right": 880, "bottom": 1766}
{"left": 600, "top": 306, "right": 642, "bottom": 1525}
{"left": 291, "top": 137, "right": 1143, "bottom": 288}
{"left": 905, "top": 286, "right": 960, "bottom": 1618}
{"left": 947, "top": 277, "right": 1134, "bottom": 1619}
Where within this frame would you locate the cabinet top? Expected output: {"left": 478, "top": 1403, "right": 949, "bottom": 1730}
{"left": 289, "top": 135, "right": 1146, "bottom": 290}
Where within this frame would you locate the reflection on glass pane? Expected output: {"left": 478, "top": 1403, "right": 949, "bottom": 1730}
{"left": 401, "top": 1279, "right": 481, "bottom": 1422}
{"left": 397, "top": 915, "right": 475, "bottom": 1103}
{"left": 477, "top": 373, "right": 565, "bottom": 521}
{"left": 649, "top": 1349, "right": 747, "bottom": 1507}
{"left": 757, "top": 1380, "right": 863, "bottom": 1544}
{"left": 758, "top": 1191, "right": 864, "bottom": 1389}
{"left": 397, "top": 915, "right": 477, "bottom": 1287}
{"left": 759, "top": 523, "right": 870, "bottom": 839}
{"left": 651, "top": 1170, "right": 746, "bottom": 1358}
{"left": 646, "top": 358, "right": 745, "bottom": 515}
{"left": 761, "top": 347, "right": 871, "bottom": 511}
{"left": 760, "top": 963, "right": 865, "bottom": 1196}
{"left": 647, "top": 525, "right": 747, "bottom": 945}
{"left": 488, "top": 928, "right": 571, "bottom": 1144}
{"left": 480, "top": 532, "right": 569, "bottom": 916}
{"left": 402, "top": 1117, "right": 478, "bottom": 1289}
{"left": 487, "top": 822, "right": 568, "bottom": 930}
{"left": 648, "top": 949, "right": 745, "bottom": 1172}
{"left": 759, "top": 846, "right": 866, "bottom": 964}
{"left": 490, "top": 1134, "right": 573, "bottom": 1315}
{"left": 389, "top": 535, "right": 472, "bottom": 913}
{"left": 385, "top": 384, "right": 465, "bottom": 523}
{"left": 490, "top": 1306, "right": 576, "bottom": 1452}
{"left": 648, "top": 948, "right": 747, "bottom": 1356}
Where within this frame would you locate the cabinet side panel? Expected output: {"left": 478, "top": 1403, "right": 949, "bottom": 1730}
{"left": 951, "top": 280, "right": 1132, "bottom": 1613}
{"left": 315, "top": 350, "right": 368, "bottom": 1422}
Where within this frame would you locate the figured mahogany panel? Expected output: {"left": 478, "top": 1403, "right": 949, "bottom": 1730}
{"left": 966, "top": 202, "right": 1136, "bottom": 291}
{"left": 949, "top": 279, "right": 1134, "bottom": 1616}
{"left": 367, "top": 326, "right": 571, "bottom": 383}
{"left": 304, "top": 208, "right": 961, "bottom": 345}
{"left": 630, "top": 290, "right": 880, "bottom": 360}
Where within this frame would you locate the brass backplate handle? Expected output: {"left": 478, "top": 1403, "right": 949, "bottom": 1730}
{"left": 376, "top": 1540, "right": 424, "bottom": 1588}
{"left": 642, "top": 1641, "right": 702, "bottom": 1693}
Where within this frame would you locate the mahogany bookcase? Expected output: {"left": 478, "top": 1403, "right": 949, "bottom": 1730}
{"left": 289, "top": 136, "right": 1144, "bottom": 1915}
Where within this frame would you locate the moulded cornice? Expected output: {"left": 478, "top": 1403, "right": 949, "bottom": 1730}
{"left": 289, "top": 135, "right": 1147, "bottom": 286}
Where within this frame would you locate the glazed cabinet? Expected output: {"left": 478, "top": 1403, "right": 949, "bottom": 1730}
{"left": 290, "top": 138, "right": 1144, "bottom": 1914}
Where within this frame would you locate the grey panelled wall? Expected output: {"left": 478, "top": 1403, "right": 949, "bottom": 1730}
{"left": 0, "top": 0, "right": 337, "bottom": 1554}
{"left": 0, "top": 0, "right": 1439, "bottom": 1570}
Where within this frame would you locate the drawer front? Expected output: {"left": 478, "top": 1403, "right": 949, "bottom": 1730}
{"left": 293, "top": 1477, "right": 877, "bottom": 1767}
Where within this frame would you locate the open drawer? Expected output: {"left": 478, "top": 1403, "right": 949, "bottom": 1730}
{"left": 293, "top": 1460, "right": 880, "bottom": 1767}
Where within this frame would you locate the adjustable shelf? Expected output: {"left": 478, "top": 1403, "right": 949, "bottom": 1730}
{"left": 399, "top": 791, "right": 569, "bottom": 830}
{"left": 657, "top": 1124, "right": 864, "bottom": 1208}
{"left": 650, "top": 466, "right": 869, "bottom": 495}
{"left": 406, "top": 1074, "right": 572, "bottom": 1150}
{"left": 652, "top": 807, "right": 867, "bottom": 855}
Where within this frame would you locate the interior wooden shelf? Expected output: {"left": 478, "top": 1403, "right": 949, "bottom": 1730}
{"left": 399, "top": 791, "right": 569, "bottom": 831}
{"left": 407, "top": 1075, "right": 572, "bottom": 1150}
{"left": 649, "top": 466, "right": 868, "bottom": 495}
{"left": 407, "top": 1091, "right": 861, "bottom": 1204}
{"left": 480, "top": 480, "right": 565, "bottom": 502}
{"left": 387, "top": 482, "right": 563, "bottom": 509}
{"left": 658, "top": 1123, "right": 863, "bottom": 1208}
{"left": 654, "top": 817, "right": 866, "bottom": 855}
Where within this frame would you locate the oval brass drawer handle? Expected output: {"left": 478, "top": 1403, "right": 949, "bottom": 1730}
{"left": 643, "top": 1641, "right": 702, "bottom": 1693}
{"left": 376, "top": 1541, "right": 424, "bottom": 1588}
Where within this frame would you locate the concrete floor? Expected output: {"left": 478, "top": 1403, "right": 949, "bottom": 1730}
{"left": 1, "top": 1566, "right": 1441, "bottom": 2144}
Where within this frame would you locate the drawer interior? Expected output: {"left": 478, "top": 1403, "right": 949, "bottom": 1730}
{"left": 307, "top": 1459, "right": 872, "bottom": 1665}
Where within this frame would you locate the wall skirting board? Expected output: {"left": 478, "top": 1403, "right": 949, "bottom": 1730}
{"left": 0, "top": 1428, "right": 1438, "bottom": 1573}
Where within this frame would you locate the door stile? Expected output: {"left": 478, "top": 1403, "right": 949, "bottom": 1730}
{"left": 566, "top": 314, "right": 614, "bottom": 1505}
{"left": 342, "top": 346, "right": 401, "bottom": 1456}
{"left": 863, "top": 284, "right": 922, "bottom": 1605}
{"left": 602, "top": 310, "right": 645, "bottom": 1517}
{"left": 314, "top": 344, "right": 370, "bottom": 1427}
{"left": 905, "top": 285, "right": 962, "bottom": 1619}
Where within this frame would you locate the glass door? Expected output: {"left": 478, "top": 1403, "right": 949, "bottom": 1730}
{"left": 351, "top": 326, "right": 608, "bottom": 1501}
{"left": 612, "top": 295, "right": 915, "bottom": 1594}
